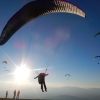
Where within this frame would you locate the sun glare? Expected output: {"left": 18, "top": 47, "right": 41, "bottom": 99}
{"left": 14, "top": 65, "right": 30, "bottom": 82}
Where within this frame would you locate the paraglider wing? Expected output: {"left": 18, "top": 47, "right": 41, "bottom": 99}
{"left": 94, "top": 56, "right": 100, "bottom": 60}
{"left": 65, "top": 74, "right": 70, "bottom": 80}
{"left": 2, "top": 61, "right": 7, "bottom": 64}
{"left": 0, "top": 0, "right": 85, "bottom": 45}
{"left": 94, "top": 32, "right": 100, "bottom": 38}
{"left": 65, "top": 74, "right": 70, "bottom": 76}
{"left": 94, "top": 56, "right": 100, "bottom": 64}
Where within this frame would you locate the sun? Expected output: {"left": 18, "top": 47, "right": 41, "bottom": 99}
{"left": 14, "top": 65, "right": 30, "bottom": 83}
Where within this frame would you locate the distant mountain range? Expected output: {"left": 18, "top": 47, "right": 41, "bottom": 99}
{"left": 0, "top": 86, "right": 100, "bottom": 100}
{"left": 51, "top": 95, "right": 91, "bottom": 100}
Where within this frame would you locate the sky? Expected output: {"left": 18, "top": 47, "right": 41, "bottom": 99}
{"left": 0, "top": 0, "right": 100, "bottom": 99}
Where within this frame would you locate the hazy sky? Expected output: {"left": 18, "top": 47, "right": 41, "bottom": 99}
{"left": 0, "top": 0, "right": 100, "bottom": 99}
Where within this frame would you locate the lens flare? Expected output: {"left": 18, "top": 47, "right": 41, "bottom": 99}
{"left": 14, "top": 66, "right": 30, "bottom": 82}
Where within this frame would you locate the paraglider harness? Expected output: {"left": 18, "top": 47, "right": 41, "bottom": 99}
{"left": 38, "top": 69, "right": 48, "bottom": 84}
{"left": 34, "top": 69, "right": 48, "bottom": 84}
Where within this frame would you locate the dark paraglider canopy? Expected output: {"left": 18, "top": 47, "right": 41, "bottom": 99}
{"left": 2, "top": 61, "right": 7, "bottom": 64}
{"left": 94, "top": 56, "right": 100, "bottom": 60}
{"left": 65, "top": 74, "right": 70, "bottom": 76}
{"left": 65, "top": 74, "right": 70, "bottom": 80}
{"left": 0, "top": 0, "right": 85, "bottom": 45}
{"left": 94, "top": 56, "right": 100, "bottom": 64}
{"left": 94, "top": 32, "right": 100, "bottom": 38}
